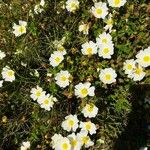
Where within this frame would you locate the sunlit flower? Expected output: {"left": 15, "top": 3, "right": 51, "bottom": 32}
{"left": 13, "top": 20, "right": 27, "bottom": 37}
{"left": 49, "top": 51, "right": 64, "bottom": 67}
{"left": 34, "top": 0, "right": 45, "bottom": 14}
{"left": 0, "top": 80, "right": 3, "bottom": 87}
{"left": 98, "top": 43, "right": 114, "bottom": 59}
{"left": 61, "top": 114, "right": 79, "bottom": 132}
{"left": 67, "top": 133, "right": 82, "bottom": 150}
{"left": 2, "top": 66, "right": 15, "bottom": 82}
{"left": 96, "top": 32, "right": 113, "bottom": 46}
{"left": 79, "top": 23, "right": 90, "bottom": 35}
{"left": 77, "top": 131, "right": 94, "bottom": 148}
{"left": 104, "top": 13, "right": 113, "bottom": 32}
{"left": 55, "top": 137, "right": 71, "bottom": 150}
{"left": 30, "top": 86, "right": 46, "bottom": 101}
{"left": 130, "top": 65, "right": 146, "bottom": 81}
{"left": 57, "top": 45, "right": 67, "bottom": 55}
{"left": 123, "top": 59, "right": 136, "bottom": 75}
{"left": 80, "top": 121, "right": 97, "bottom": 135}
{"left": 91, "top": 2, "right": 108, "bottom": 19}
{"left": 75, "top": 82, "right": 95, "bottom": 98}
{"left": 108, "top": 0, "right": 127, "bottom": 8}
{"left": 136, "top": 47, "right": 150, "bottom": 68}
{"left": 66, "top": 0, "right": 79, "bottom": 12}
{"left": 82, "top": 103, "right": 98, "bottom": 118}
{"left": 38, "top": 94, "right": 57, "bottom": 111}
{"left": 51, "top": 134, "right": 64, "bottom": 149}
{"left": 55, "top": 70, "right": 71, "bottom": 88}
{"left": 0, "top": 50, "right": 6, "bottom": 60}
{"left": 81, "top": 41, "right": 97, "bottom": 55}
{"left": 21, "top": 141, "right": 30, "bottom": 150}
{"left": 99, "top": 68, "right": 117, "bottom": 84}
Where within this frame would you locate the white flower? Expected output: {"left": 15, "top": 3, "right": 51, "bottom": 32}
{"left": 91, "top": 2, "right": 108, "bottom": 19}
{"left": 61, "top": 114, "right": 79, "bottom": 132}
{"left": 104, "top": 13, "right": 113, "bottom": 32}
{"left": 130, "top": 65, "right": 146, "bottom": 81}
{"left": 67, "top": 133, "right": 82, "bottom": 150}
{"left": 96, "top": 32, "right": 113, "bottom": 46}
{"left": 13, "top": 20, "right": 27, "bottom": 37}
{"left": 66, "top": 0, "right": 79, "bottom": 12}
{"left": 30, "top": 86, "right": 46, "bottom": 101}
{"left": 0, "top": 50, "right": 6, "bottom": 60}
{"left": 108, "top": 0, "right": 127, "bottom": 8}
{"left": 38, "top": 94, "right": 57, "bottom": 111}
{"left": 2, "top": 66, "right": 15, "bottom": 82}
{"left": 49, "top": 51, "right": 64, "bottom": 67}
{"left": 81, "top": 41, "right": 97, "bottom": 55}
{"left": 79, "top": 23, "right": 90, "bottom": 35}
{"left": 51, "top": 134, "right": 64, "bottom": 149}
{"left": 80, "top": 121, "right": 97, "bottom": 135}
{"left": 77, "top": 131, "right": 94, "bottom": 148}
{"left": 21, "top": 141, "right": 30, "bottom": 150}
{"left": 57, "top": 45, "right": 67, "bottom": 55}
{"left": 74, "top": 82, "right": 95, "bottom": 98}
{"left": 136, "top": 47, "right": 150, "bottom": 68}
{"left": 34, "top": 0, "right": 45, "bottom": 14}
{"left": 82, "top": 103, "right": 98, "bottom": 118}
{"left": 0, "top": 80, "right": 3, "bottom": 87}
{"left": 55, "top": 137, "right": 71, "bottom": 150}
{"left": 99, "top": 68, "right": 117, "bottom": 84}
{"left": 123, "top": 59, "right": 136, "bottom": 75}
{"left": 55, "top": 70, "right": 71, "bottom": 88}
{"left": 98, "top": 43, "right": 114, "bottom": 59}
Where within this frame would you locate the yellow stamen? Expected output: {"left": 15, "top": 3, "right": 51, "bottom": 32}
{"left": 81, "top": 88, "right": 88, "bottom": 96}
{"left": 96, "top": 8, "right": 102, "bottom": 15}
{"left": 105, "top": 74, "right": 111, "bottom": 80}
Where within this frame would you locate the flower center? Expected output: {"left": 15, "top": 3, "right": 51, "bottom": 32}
{"left": 143, "top": 56, "right": 150, "bottom": 62}
{"left": 71, "top": 2, "right": 76, "bottom": 9}
{"left": 44, "top": 99, "right": 49, "bottom": 105}
{"left": 96, "top": 8, "right": 102, "bottom": 15}
{"left": 36, "top": 91, "right": 41, "bottom": 97}
{"left": 68, "top": 120, "right": 74, "bottom": 127}
{"left": 103, "top": 48, "right": 109, "bottom": 54}
{"left": 107, "top": 19, "right": 113, "bottom": 25}
{"left": 62, "top": 143, "right": 68, "bottom": 150}
{"left": 19, "top": 26, "right": 25, "bottom": 33}
{"left": 86, "top": 47, "right": 92, "bottom": 54}
{"left": 87, "top": 104, "right": 94, "bottom": 112}
{"left": 135, "top": 68, "right": 142, "bottom": 75}
{"left": 81, "top": 88, "right": 88, "bottom": 96}
{"left": 71, "top": 139, "right": 77, "bottom": 147}
{"left": 61, "top": 76, "right": 67, "bottom": 81}
{"left": 127, "top": 64, "right": 132, "bottom": 70}
{"left": 114, "top": 0, "right": 121, "bottom": 5}
{"left": 86, "top": 123, "right": 91, "bottom": 130}
{"left": 55, "top": 57, "right": 61, "bottom": 63}
{"left": 105, "top": 74, "right": 111, "bottom": 80}
{"left": 102, "top": 38, "right": 107, "bottom": 44}
{"left": 7, "top": 70, "right": 14, "bottom": 77}
{"left": 82, "top": 136, "right": 89, "bottom": 144}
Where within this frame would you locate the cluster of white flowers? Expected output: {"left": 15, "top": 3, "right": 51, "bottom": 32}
{"left": 30, "top": 86, "right": 57, "bottom": 111}
{"left": 123, "top": 47, "right": 150, "bottom": 81}
{"left": 51, "top": 103, "right": 98, "bottom": 150}
{"left": 96, "top": 32, "right": 114, "bottom": 59}
{"left": 49, "top": 38, "right": 67, "bottom": 67}
{"left": 20, "top": 141, "right": 30, "bottom": 150}
{"left": 81, "top": 32, "right": 114, "bottom": 59}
